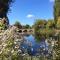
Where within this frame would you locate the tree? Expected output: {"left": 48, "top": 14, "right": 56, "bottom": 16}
{"left": 14, "top": 21, "right": 22, "bottom": 29}
{"left": 54, "top": 1, "right": 60, "bottom": 59}
{"left": 34, "top": 19, "right": 47, "bottom": 41}
{"left": 34, "top": 19, "right": 47, "bottom": 32}
{"left": 46, "top": 19, "right": 55, "bottom": 29}
{"left": 34, "top": 19, "right": 56, "bottom": 41}
{"left": 54, "top": 0, "right": 60, "bottom": 24}
{"left": 34, "top": 19, "right": 47, "bottom": 28}
{"left": 56, "top": 17, "right": 60, "bottom": 29}
{"left": 25, "top": 24, "right": 31, "bottom": 29}
{"left": 0, "top": 0, "right": 14, "bottom": 24}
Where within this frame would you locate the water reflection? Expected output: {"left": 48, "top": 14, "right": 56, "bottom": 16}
{"left": 20, "top": 35, "right": 52, "bottom": 56}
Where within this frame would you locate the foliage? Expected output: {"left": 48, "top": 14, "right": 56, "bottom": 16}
{"left": 46, "top": 19, "right": 55, "bottom": 29}
{"left": 14, "top": 21, "right": 22, "bottom": 29}
{"left": 0, "top": 22, "right": 7, "bottom": 30}
{"left": 34, "top": 19, "right": 47, "bottom": 33}
{"left": 35, "top": 28, "right": 55, "bottom": 41}
{"left": 54, "top": 1, "right": 60, "bottom": 59}
{"left": 24, "top": 24, "right": 31, "bottom": 29}
{"left": 54, "top": 0, "right": 60, "bottom": 24}
{"left": 34, "top": 18, "right": 60, "bottom": 60}
{"left": 0, "top": 0, "right": 13, "bottom": 17}
{"left": 34, "top": 19, "right": 47, "bottom": 28}
{"left": 34, "top": 19, "right": 46, "bottom": 41}
{"left": 56, "top": 17, "right": 60, "bottom": 29}
{"left": 0, "top": 0, "right": 14, "bottom": 24}
{"left": 53, "top": 32, "right": 60, "bottom": 60}
{"left": 34, "top": 19, "right": 55, "bottom": 41}
{"left": 0, "top": 38, "right": 20, "bottom": 60}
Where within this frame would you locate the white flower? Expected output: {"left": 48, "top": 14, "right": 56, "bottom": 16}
{"left": 18, "top": 49, "right": 22, "bottom": 52}
{"left": 11, "top": 50, "right": 14, "bottom": 53}
{"left": 14, "top": 42, "right": 17, "bottom": 44}
{"left": 0, "top": 51, "right": 2, "bottom": 54}
{"left": 22, "top": 54, "right": 26, "bottom": 56}
{"left": 15, "top": 45, "right": 19, "bottom": 49}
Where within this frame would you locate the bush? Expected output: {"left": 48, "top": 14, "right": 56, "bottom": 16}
{"left": 0, "top": 22, "right": 7, "bottom": 30}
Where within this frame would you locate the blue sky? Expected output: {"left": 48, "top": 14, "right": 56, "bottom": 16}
{"left": 8, "top": 0, "right": 54, "bottom": 25}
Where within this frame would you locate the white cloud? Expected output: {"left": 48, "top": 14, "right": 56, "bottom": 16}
{"left": 49, "top": 0, "right": 55, "bottom": 2}
{"left": 26, "top": 14, "right": 34, "bottom": 18}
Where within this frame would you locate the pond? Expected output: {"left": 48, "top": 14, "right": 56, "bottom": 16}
{"left": 20, "top": 35, "right": 52, "bottom": 56}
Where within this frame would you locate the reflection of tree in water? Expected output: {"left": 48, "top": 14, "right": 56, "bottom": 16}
{"left": 20, "top": 37, "right": 53, "bottom": 58}
{"left": 25, "top": 34, "right": 30, "bottom": 37}
{"left": 16, "top": 35, "right": 55, "bottom": 60}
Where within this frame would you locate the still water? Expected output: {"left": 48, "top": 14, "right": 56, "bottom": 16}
{"left": 21, "top": 35, "right": 52, "bottom": 56}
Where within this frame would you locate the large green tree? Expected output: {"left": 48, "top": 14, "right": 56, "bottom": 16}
{"left": 24, "top": 24, "right": 31, "bottom": 29}
{"left": 0, "top": 0, "right": 13, "bottom": 24}
{"left": 46, "top": 19, "right": 55, "bottom": 29}
{"left": 14, "top": 21, "right": 22, "bottom": 29}
{"left": 34, "top": 19, "right": 47, "bottom": 41}
{"left": 54, "top": 0, "right": 60, "bottom": 24}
